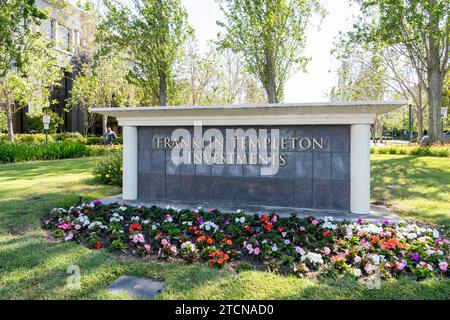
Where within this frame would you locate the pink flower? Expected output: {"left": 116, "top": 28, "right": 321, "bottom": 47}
{"left": 144, "top": 244, "right": 151, "bottom": 251}
{"left": 253, "top": 247, "right": 260, "bottom": 255}
{"left": 322, "top": 247, "right": 331, "bottom": 255}
{"left": 161, "top": 239, "right": 169, "bottom": 246}
{"left": 132, "top": 234, "right": 145, "bottom": 243}
{"left": 74, "top": 224, "right": 81, "bottom": 230}
{"left": 354, "top": 255, "right": 362, "bottom": 263}
{"left": 439, "top": 262, "right": 448, "bottom": 271}
{"left": 311, "top": 219, "right": 319, "bottom": 225}
{"left": 299, "top": 226, "right": 305, "bottom": 231}
{"left": 64, "top": 233, "right": 73, "bottom": 241}
{"left": 281, "top": 232, "right": 287, "bottom": 238}
{"left": 271, "top": 215, "right": 278, "bottom": 223}
{"left": 396, "top": 261, "right": 405, "bottom": 270}
{"left": 364, "top": 263, "right": 373, "bottom": 273}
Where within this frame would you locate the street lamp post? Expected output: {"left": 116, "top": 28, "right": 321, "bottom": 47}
{"left": 42, "top": 114, "right": 51, "bottom": 143}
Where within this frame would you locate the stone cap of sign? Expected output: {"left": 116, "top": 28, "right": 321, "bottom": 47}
{"left": 90, "top": 100, "right": 407, "bottom": 126}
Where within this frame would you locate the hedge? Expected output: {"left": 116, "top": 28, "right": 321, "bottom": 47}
{"left": 371, "top": 145, "right": 449, "bottom": 157}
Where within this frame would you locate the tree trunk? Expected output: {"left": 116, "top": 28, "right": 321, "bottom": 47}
{"left": 426, "top": 68, "right": 443, "bottom": 143}
{"left": 4, "top": 90, "right": 14, "bottom": 142}
{"left": 159, "top": 72, "right": 167, "bottom": 106}
{"left": 416, "top": 88, "right": 424, "bottom": 142}
{"left": 264, "top": 49, "right": 278, "bottom": 103}
{"left": 102, "top": 115, "right": 108, "bottom": 135}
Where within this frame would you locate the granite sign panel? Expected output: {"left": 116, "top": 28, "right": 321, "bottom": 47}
{"left": 138, "top": 125, "right": 350, "bottom": 210}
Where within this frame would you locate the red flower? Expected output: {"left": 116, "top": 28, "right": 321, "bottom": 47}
{"left": 209, "top": 259, "right": 214, "bottom": 266}
{"left": 95, "top": 242, "right": 102, "bottom": 249}
{"left": 207, "top": 237, "right": 213, "bottom": 245}
{"left": 264, "top": 223, "right": 273, "bottom": 231}
{"left": 84, "top": 209, "right": 89, "bottom": 214}
{"left": 129, "top": 223, "right": 142, "bottom": 232}
{"left": 323, "top": 231, "right": 332, "bottom": 237}
{"left": 277, "top": 226, "right": 284, "bottom": 232}
{"left": 224, "top": 253, "right": 230, "bottom": 260}
{"left": 226, "top": 239, "right": 232, "bottom": 246}
{"left": 245, "top": 226, "right": 251, "bottom": 232}
{"left": 197, "top": 235, "right": 206, "bottom": 242}
{"left": 261, "top": 215, "right": 268, "bottom": 223}
{"left": 217, "top": 258, "right": 224, "bottom": 264}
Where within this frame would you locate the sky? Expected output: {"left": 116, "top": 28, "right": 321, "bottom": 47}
{"left": 71, "top": 0, "right": 358, "bottom": 102}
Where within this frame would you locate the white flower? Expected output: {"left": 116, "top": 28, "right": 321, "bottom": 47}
{"left": 301, "top": 252, "right": 324, "bottom": 264}
{"left": 295, "top": 246, "right": 305, "bottom": 255}
{"left": 200, "top": 221, "right": 219, "bottom": 232}
{"left": 235, "top": 217, "right": 245, "bottom": 224}
{"left": 271, "top": 244, "right": 278, "bottom": 252}
{"left": 372, "top": 254, "right": 381, "bottom": 266}
{"left": 236, "top": 209, "right": 243, "bottom": 214}
{"left": 432, "top": 229, "right": 440, "bottom": 239}
{"left": 119, "top": 206, "right": 127, "bottom": 212}
{"left": 353, "top": 268, "right": 362, "bottom": 277}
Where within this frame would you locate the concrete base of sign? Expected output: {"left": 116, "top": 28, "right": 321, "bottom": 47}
{"left": 99, "top": 194, "right": 403, "bottom": 223}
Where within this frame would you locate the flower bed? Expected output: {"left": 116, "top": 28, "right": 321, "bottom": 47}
{"left": 42, "top": 202, "right": 449, "bottom": 280}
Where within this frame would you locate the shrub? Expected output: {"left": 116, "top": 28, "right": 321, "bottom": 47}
{"left": 51, "top": 132, "right": 87, "bottom": 144}
{"left": 371, "top": 145, "right": 449, "bottom": 157}
{"left": 0, "top": 141, "right": 88, "bottom": 163}
{"left": 87, "top": 145, "right": 122, "bottom": 156}
{"left": 86, "top": 135, "right": 123, "bottom": 145}
{"left": 92, "top": 151, "right": 122, "bottom": 186}
{"left": 0, "top": 112, "right": 6, "bottom": 133}
{"left": 0, "top": 133, "right": 54, "bottom": 143}
{"left": 26, "top": 111, "right": 64, "bottom": 134}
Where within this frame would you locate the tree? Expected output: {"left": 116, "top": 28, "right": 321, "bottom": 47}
{"left": 332, "top": 41, "right": 429, "bottom": 141}
{"left": 0, "top": 36, "right": 68, "bottom": 141}
{"left": 99, "top": 0, "right": 192, "bottom": 106}
{"left": 348, "top": 0, "right": 450, "bottom": 143}
{"left": 69, "top": 54, "right": 143, "bottom": 135}
{"left": 0, "top": 0, "right": 46, "bottom": 141}
{"left": 330, "top": 50, "right": 388, "bottom": 141}
{"left": 217, "top": 0, "right": 324, "bottom": 103}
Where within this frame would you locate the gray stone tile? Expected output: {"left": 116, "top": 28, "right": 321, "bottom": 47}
{"left": 313, "top": 179, "right": 331, "bottom": 209}
{"left": 331, "top": 125, "right": 350, "bottom": 152}
{"left": 276, "top": 178, "right": 295, "bottom": 207}
{"left": 165, "top": 152, "right": 180, "bottom": 175}
{"left": 210, "top": 177, "right": 228, "bottom": 201}
{"left": 312, "top": 126, "right": 331, "bottom": 152}
{"left": 295, "top": 152, "right": 312, "bottom": 179}
{"left": 193, "top": 176, "right": 211, "bottom": 199}
{"left": 212, "top": 164, "right": 227, "bottom": 176}
{"left": 241, "top": 178, "right": 260, "bottom": 205}
{"left": 180, "top": 162, "right": 195, "bottom": 176}
{"left": 313, "top": 152, "right": 331, "bottom": 179}
{"left": 294, "top": 179, "right": 313, "bottom": 209}
{"left": 259, "top": 178, "right": 277, "bottom": 206}
{"left": 332, "top": 153, "right": 350, "bottom": 180}
{"left": 331, "top": 180, "right": 350, "bottom": 211}
{"left": 138, "top": 150, "right": 152, "bottom": 173}
{"left": 196, "top": 163, "right": 211, "bottom": 176}
{"left": 244, "top": 164, "right": 260, "bottom": 177}
{"left": 150, "top": 174, "right": 165, "bottom": 200}
{"left": 138, "top": 173, "right": 151, "bottom": 200}
{"left": 165, "top": 175, "right": 181, "bottom": 200}
{"left": 151, "top": 150, "right": 166, "bottom": 174}
{"left": 227, "top": 164, "right": 243, "bottom": 177}
{"left": 179, "top": 176, "right": 195, "bottom": 201}
{"left": 107, "top": 275, "right": 164, "bottom": 299}
{"left": 278, "top": 152, "right": 294, "bottom": 179}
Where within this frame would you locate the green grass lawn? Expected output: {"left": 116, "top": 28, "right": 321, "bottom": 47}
{"left": 0, "top": 155, "right": 449, "bottom": 299}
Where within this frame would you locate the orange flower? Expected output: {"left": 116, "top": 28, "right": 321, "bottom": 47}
{"left": 207, "top": 237, "right": 213, "bottom": 245}
{"left": 226, "top": 239, "right": 232, "bottom": 246}
{"left": 217, "top": 258, "right": 224, "bottom": 264}
{"left": 261, "top": 215, "right": 268, "bottom": 223}
{"left": 264, "top": 223, "right": 273, "bottom": 231}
